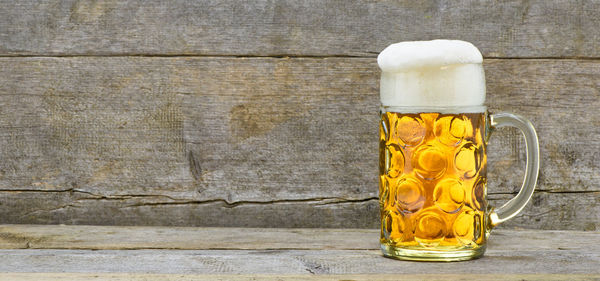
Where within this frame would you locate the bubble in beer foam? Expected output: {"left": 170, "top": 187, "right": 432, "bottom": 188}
{"left": 378, "top": 40, "right": 486, "bottom": 109}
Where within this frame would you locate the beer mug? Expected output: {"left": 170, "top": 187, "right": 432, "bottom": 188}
{"left": 377, "top": 40, "right": 539, "bottom": 261}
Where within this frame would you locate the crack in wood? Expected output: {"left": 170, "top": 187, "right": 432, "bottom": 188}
{"left": 3, "top": 54, "right": 600, "bottom": 60}
{"left": 0, "top": 53, "right": 376, "bottom": 58}
{"left": 296, "top": 257, "right": 330, "bottom": 275}
{"left": 1, "top": 189, "right": 596, "bottom": 196}
{"left": 121, "top": 197, "right": 379, "bottom": 209}
{"left": 187, "top": 150, "right": 202, "bottom": 181}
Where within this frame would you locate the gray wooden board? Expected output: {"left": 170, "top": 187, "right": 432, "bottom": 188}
{"left": 0, "top": 227, "right": 597, "bottom": 277}
{"left": 0, "top": 225, "right": 380, "bottom": 250}
{"left": 0, "top": 273, "right": 598, "bottom": 281}
{"left": 1, "top": 191, "right": 598, "bottom": 230}
{"left": 0, "top": 248, "right": 597, "bottom": 275}
{"left": 0, "top": 57, "right": 598, "bottom": 229}
{"left": 1, "top": 0, "right": 600, "bottom": 57}
{"left": 0, "top": 225, "right": 597, "bottom": 251}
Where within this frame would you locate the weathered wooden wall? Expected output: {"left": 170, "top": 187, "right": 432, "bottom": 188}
{"left": 0, "top": 0, "right": 598, "bottom": 230}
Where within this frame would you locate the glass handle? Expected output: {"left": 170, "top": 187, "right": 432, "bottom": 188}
{"left": 488, "top": 112, "right": 540, "bottom": 227}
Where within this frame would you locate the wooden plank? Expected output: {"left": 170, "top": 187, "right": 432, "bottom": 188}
{"left": 0, "top": 273, "right": 597, "bottom": 281}
{"left": 485, "top": 59, "right": 600, "bottom": 195}
{"left": 0, "top": 248, "right": 597, "bottom": 274}
{"left": 1, "top": 191, "right": 598, "bottom": 230}
{"left": 0, "top": 227, "right": 597, "bottom": 276}
{"left": 1, "top": 225, "right": 597, "bottom": 251}
{"left": 489, "top": 192, "right": 600, "bottom": 231}
{"left": 1, "top": 0, "right": 599, "bottom": 57}
{"left": 0, "top": 57, "right": 598, "bottom": 229}
{"left": 0, "top": 225, "right": 379, "bottom": 250}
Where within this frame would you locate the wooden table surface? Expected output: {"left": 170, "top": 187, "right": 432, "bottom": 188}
{"left": 0, "top": 225, "right": 598, "bottom": 280}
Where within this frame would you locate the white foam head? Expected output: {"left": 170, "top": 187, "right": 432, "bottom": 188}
{"left": 378, "top": 40, "right": 486, "bottom": 110}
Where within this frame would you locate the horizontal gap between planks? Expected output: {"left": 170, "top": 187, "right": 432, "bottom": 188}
{"left": 1, "top": 54, "right": 600, "bottom": 60}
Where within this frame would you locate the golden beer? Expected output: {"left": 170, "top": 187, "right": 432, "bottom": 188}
{"left": 379, "top": 111, "right": 489, "bottom": 260}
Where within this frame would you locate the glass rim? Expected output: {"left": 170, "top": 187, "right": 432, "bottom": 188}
{"left": 380, "top": 105, "right": 487, "bottom": 114}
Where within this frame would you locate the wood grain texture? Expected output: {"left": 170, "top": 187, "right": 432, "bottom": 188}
{"left": 0, "top": 57, "right": 598, "bottom": 229}
{"left": 0, "top": 225, "right": 379, "bottom": 250}
{"left": 0, "top": 248, "right": 597, "bottom": 275}
{"left": 0, "top": 227, "right": 598, "bottom": 275}
{"left": 1, "top": 274, "right": 597, "bottom": 281}
{"left": 0, "top": 225, "right": 600, "bottom": 280}
{"left": 1, "top": 0, "right": 599, "bottom": 57}
{"left": 0, "top": 225, "right": 598, "bottom": 251}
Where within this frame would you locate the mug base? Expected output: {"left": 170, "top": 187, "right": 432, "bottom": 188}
{"left": 381, "top": 243, "right": 486, "bottom": 262}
